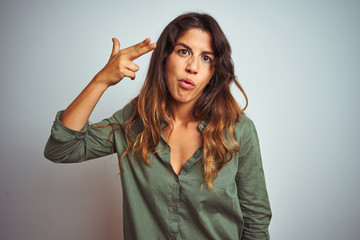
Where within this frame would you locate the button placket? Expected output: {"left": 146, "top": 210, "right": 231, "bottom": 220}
{"left": 167, "top": 175, "right": 181, "bottom": 238}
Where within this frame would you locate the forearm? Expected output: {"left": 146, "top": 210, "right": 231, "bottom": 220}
{"left": 60, "top": 76, "right": 109, "bottom": 131}
{"left": 44, "top": 109, "right": 117, "bottom": 163}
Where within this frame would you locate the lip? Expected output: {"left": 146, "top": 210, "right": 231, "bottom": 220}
{"left": 179, "top": 78, "right": 195, "bottom": 89}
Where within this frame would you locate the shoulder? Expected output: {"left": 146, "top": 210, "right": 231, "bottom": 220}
{"left": 111, "top": 102, "right": 136, "bottom": 124}
{"left": 234, "top": 114, "right": 259, "bottom": 147}
{"left": 235, "top": 113, "right": 256, "bottom": 134}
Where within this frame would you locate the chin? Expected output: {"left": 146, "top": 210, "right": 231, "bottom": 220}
{"left": 175, "top": 96, "right": 199, "bottom": 105}
{"left": 169, "top": 94, "right": 188, "bottom": 103}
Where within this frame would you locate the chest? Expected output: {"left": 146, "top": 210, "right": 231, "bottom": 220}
{"left": 163, "top": 125, "right": 202, "bottom": 175}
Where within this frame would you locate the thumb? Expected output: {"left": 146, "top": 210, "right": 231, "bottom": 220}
{"left": 110, "top": 38, "right": 120, "bottom": 57}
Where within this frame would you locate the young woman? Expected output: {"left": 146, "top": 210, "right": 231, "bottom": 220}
{"left": 45, "top": 12, "right": 272, "bottom": 240}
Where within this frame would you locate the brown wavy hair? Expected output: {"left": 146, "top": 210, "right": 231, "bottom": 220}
{"left": 120, "top": 12, "right": 248, "bottom": 190}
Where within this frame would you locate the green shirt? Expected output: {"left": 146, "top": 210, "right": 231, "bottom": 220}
{"left": 44, "top": 103, "right": 271, "bottom": 240}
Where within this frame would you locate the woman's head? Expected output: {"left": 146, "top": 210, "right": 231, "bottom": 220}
{"left": 165, "top": 27, "right": 215, "bottom": 107}
{"left": 143, "top": 12, "right": 238, "bottom": 119}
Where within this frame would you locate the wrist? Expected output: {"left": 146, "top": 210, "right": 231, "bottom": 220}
{"left": 91, "top": 74, "right": 111, "bottom": 90}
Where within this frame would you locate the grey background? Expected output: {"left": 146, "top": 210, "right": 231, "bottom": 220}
{"left": 1, "top": 0, "right": 359, "bottom": 239}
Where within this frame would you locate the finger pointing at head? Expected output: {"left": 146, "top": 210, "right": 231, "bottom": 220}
{"left": 125, "top": 38, "right": 156, "bottom": 61}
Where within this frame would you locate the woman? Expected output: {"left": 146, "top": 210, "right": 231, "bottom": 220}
{"left": 45, "top": 12, "right": 271, "bottom": 240}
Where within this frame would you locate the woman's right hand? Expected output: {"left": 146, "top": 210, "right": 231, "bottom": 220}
{"left": 94, "top": 38, "right": 156, "bottom": 87}
{"left": 59, "top": 38, "right": 156, "bottom": 131}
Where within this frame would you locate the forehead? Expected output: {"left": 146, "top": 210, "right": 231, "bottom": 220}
{"left": 175, "top": 28, "right": 213, "bottom": 52}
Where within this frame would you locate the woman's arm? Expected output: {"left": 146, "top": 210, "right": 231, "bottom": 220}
{"left": 44, "top": 38, "right": 155, "bottom": 162}
{"left": 236, "top": 117, "right": 272, "bottom": 240}
{"left": 60, "top": 38, "right": 156, "bottom": 131}
{"left": 44, "top": 104, "right": 135, "bottom": 163}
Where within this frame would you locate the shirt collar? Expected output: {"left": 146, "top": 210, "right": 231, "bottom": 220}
{"left": 160, "top": 120, "right": 208, "bottom": 132}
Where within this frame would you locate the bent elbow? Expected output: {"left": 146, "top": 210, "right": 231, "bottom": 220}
{"left": 43, "top": 137, "right": 85, "bottom": 163}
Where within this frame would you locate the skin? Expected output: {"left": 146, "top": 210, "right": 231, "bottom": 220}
{"left": 163, "top": 28, "right": 215, "bottom": 174}
{"left": 165, "top": 28, "right": 215, "bottom": 111}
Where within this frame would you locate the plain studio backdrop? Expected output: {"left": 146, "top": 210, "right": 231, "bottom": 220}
{"left": 0, "top": 0, "right": 359, "bottom": 239}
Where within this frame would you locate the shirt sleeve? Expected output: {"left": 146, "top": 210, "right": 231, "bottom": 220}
{"left": 236, "top": 116, "right": 272, "bottom": 240}
{"left": 44, "top": 110, "right": 121, "bottom": 163}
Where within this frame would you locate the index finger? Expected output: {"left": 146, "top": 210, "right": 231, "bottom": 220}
{"left": 123, "top": 38, "right": 156, "bottom": 61}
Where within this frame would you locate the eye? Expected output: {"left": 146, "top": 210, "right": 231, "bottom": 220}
{"left": 177, "top": 49, "right": 190, "bottom": 56}
{"left": 202, "top": 55, "right": 212, "bottom": 63}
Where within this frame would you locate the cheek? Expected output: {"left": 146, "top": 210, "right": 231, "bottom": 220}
{"left": 204, "top": 65, "right": 214, "bottom": 76}
{"left": 165, "top": 58, "right": 177, "bottom": 79}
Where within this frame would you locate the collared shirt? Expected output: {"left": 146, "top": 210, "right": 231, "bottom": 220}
{"left": 44, "top": 103, "right": 271, "bottom": 240}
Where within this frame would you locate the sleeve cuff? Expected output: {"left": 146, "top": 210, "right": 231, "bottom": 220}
{"left": 50, "top": 110, "right": 90, "bottom": 142}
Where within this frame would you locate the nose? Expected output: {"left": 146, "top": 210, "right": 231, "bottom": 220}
{"left": 186, "top": 56, "right": 199, "bottom": 74}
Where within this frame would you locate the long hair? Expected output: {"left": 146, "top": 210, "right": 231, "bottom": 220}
{"left": 120, "top": 12, "right": 248, "bottom": 190}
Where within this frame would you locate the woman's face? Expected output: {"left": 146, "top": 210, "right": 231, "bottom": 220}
{"left": 165, "top": 28, "right": 215, "bottom": 107}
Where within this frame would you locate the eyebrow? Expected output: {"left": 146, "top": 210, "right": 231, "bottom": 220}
{"left": 174, "top": 42, "right": 215, "bottom": 56}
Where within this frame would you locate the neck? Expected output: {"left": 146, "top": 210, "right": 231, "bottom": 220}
{"left": 169, "top": 100, "right": 198, "bottom": 125}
